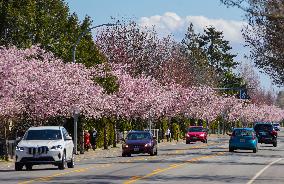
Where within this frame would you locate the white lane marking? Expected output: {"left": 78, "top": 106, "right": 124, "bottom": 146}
{"left": 247, "top": 158, "right": 283, "bottom": 184}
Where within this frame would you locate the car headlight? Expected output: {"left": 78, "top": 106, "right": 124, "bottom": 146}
{"left": 16, "top": 146, "right": 24, "bottom": 151}
{"left": 144, "top": 143, "right": 152, "bottom": 147}
{"left": 122, "top": 144, "right": 128, "bottom": 148}
{"left": 51, "top": 145, "right": 63, "bottom": 150}
{"left": 200, "top": 133, "right": 205, "bottom": 137}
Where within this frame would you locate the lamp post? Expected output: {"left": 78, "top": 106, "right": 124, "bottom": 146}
{"left": 72, "top": 23, "right": 116, "bottom": 155}
{"left": 72, "top": 23, "right": 116, "bottom": 64}
{"left": 73, "top": 109, "right": 80, "bottom": 155}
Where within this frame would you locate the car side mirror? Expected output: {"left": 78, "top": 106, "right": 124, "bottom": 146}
{"left": 66, "top": 136, "right": 72, "bottom": 141}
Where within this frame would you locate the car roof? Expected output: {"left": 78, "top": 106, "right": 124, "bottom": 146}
{"left": 254, "top": 122, "right": 273, "bottom": 125}
{"left": 233, "top": 128, "right": 254, "bottom": 131}
{"left": 128, "top": 130, "right": 151, "bottom": 134}
{"left": 28, "top": 126, "right": 63, "bottom": 130}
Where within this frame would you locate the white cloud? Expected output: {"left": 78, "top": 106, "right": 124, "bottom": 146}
{"left": 139, "top": 12, "right": 247, "bottom": 43}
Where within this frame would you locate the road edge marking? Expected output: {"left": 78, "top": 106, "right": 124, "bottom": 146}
{"left": 246, "top": 158, "right": 283, "bottom": 184}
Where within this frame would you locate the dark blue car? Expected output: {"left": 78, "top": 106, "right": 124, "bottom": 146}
{"left": 229, "top": 128, "right": 258, "bottom": 153}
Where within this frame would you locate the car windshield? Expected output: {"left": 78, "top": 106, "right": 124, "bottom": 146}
{"left": 254, "top": 124, "right": 273, "bottom": 132}
{"left": 24, "top": 130, "right": 62, "bottom": 140}
{"left": 233, "top": 129, "right": 253, "bottom": 136}
{"left": 188, "top": 127, "right": 204, "bottom": 132}
{"left": 127, "top": 132, "right": 151, "bottom": 140}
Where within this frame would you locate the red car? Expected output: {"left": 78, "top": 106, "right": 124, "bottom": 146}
{"left": 122, "top": 131, "right": 158, "bottom": 157}
{"left": 186, "top": 126, "right": 208, "bottom": 144}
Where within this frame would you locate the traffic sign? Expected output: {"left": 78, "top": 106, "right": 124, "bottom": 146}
{"left": 239, "top": 89, "right": 250, "bottom": 99}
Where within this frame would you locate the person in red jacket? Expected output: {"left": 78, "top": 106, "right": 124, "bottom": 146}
{"left": 84, "top": 130, "right": 91, "bottom": 151}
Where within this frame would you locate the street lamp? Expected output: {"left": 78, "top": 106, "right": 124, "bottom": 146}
{"left": 73, "top": 108, "right": 80, "bottom": 155}
{"left": 72, "top": 23, "right": 116, "bottom": 154}
{"left": 72, "top": 23, "right": 117, "bottom": 65}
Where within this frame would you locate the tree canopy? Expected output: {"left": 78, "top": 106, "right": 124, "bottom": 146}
{"left": 221, "top": 0, "right": 284, "bottom": 85}
{"left": 0, "top": 0, "right": 105, "bottom": 66}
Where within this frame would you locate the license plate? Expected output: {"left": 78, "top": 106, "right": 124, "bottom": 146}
{"left": 33, "top": 154, "right": 40, "bottom": 158}
{"left": 134, "top": 148, "right": 139, "bottom": 151}
{"left": 240, "top": 139, "right": 245, "bottom": 143}
{"left": 192, "top": 137, "right": 197, "bottom": 139}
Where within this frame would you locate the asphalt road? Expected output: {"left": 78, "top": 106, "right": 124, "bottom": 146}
{"left": 0, "top": 132, "right": 283, "bottom": 184}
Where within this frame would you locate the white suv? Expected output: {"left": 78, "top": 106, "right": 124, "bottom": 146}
{"left": 15, "top": 126, "right": 75, "bottom": 171}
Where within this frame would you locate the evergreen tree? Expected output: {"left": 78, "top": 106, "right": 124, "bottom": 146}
{"left": 181, "top": 24, "right": 242, "bottom": 88}
{"left": 199, "top": 27, "right": 242, "bottom": 89}
{"left": 181, "top": 24, "right": 219, "bottom": 86}
{"left": 0, "top": 0, "right": 105, "bottom": 66}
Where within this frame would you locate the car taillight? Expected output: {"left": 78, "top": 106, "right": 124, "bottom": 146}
{"left": 252, "top": 134, "right": 256, "bottom": 140}
{"left": 186, "top": 134, "right": 190, "bottom": 137}
{"left": 231, "top": 132, "right": 235, "bottom": 139}
{"left": 271, "top": 130, "right": 277, "bottom": 136}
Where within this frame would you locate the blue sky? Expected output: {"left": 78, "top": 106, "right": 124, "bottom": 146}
{"left": 66, "top": 0, "right": 245, "bottom": 24}
{"left": 66, "top": 0, "right": 277, "bottom": 91}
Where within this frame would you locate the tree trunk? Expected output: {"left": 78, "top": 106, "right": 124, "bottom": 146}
{"left": 4, "top": 124, "right": 9, "bottom": 161}
{"left": 103, "top": 118, "right": 108, "bottom": 150}
{"left": 113, "top": 122, "right": 117, "bottom": 148}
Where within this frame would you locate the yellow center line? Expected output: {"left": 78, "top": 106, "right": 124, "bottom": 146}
{"left": 123, "top": 151, "right": 226, "bottom": 184}
{"left": 18, "top": 141, "right": 225, "bottom": 184}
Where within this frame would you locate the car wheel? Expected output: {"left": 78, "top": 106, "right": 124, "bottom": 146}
{"left": 122, "top": 153, "right": 126, "bottom": 157}
{"left": 26, "top": 164, "right": 33, "bottom": 171}
{"left": 273, "top": 142, "right": 277, "bottom": 147}
{"left": 150, "top": 148, "right": 155, "bottom": 156}
{"left": 229, "top": 147, "right": 234, "bottom": 152}
{"left": 186, "top": 140, "right": 190, "bottom": 144}
{"left": 15, "top": 163, "right": 23, "bottom": 171}
{"left": 67, "top": 152, "right": 75, "bottom": 168}
{"left": 253, "top": 148, "right": 257, "bottom": 153}
{"left": 127, "top": 153, "right": 131, "bottom": 157}
{"left": 154, "top": 148, "right": 158, "bottom": 156}
{"left": 58, "top": 152, "right": 67, "bottom": 170}
{"left": 205, "top": 139, "right": 208, "bottom": 143}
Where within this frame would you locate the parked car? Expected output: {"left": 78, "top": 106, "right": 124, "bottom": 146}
{"left": 122, "top": 131, "right": 157, "bottom": 157}
{"left": 186, "top": 126, "right": 208, "bottom": 144}
{"left": 273, "top": 123, "right": 281, "bottom": 131}
{"left": 228, "top": 128, "right": 258, "bottom": 153}
{"left": 254, "top": 122, "right": 277, "bottom": 147}
{"left": 15, "top": 126, "right": 74, "bottom": 171}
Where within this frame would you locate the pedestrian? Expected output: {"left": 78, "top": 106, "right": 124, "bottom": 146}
{"left": 91, "top": 128, "right": 98, "bottom": 150}
{"left": 166, "top": 128, "right": 171, "bottom": 142}
{"left": 84, "top": 130, "right": 91, "bottom": 151}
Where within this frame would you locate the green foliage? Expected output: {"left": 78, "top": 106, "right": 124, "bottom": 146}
{"left": 181, "top": 23, "right": 218, "bottom": 86}
{"left": 94, "top": 75, "right": 119, "bottom": 94}
{"left": 199, "top": 27, "right": 238, "bottom": 73}
{"left": 0, "top": 0, "right": 105, "bottom": 66}
{"left": 182, "top": 25, "right": 243, "bottom": 90}
{"left": 172, "top": 122, "right": 180, "bottom": 140}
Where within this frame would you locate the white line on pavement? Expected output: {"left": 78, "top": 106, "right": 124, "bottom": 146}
{"left": 247, "top": 158, "right": 283, "bottom": 184}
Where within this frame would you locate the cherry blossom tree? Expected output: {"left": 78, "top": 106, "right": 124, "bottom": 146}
{"left": 0, "top": 46, "right": 106, "bottom": 121}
